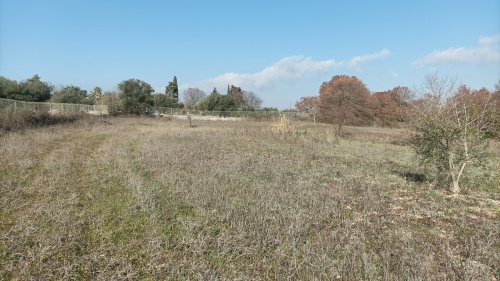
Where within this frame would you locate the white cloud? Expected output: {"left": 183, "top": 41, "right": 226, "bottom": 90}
{"left": 194, "top": 49, "right": 390, "bottom": 91}
{"left": 413, "top": 34, "right": 500, "bottom": 66}
{"left": 199, "top": 56, "right": 337, "bottom": 90}
{"left": 478, "top": 34, "right": 500, "bottom": 46}
{"left": 345, "top": 49, "right": 391, "bottom": 71}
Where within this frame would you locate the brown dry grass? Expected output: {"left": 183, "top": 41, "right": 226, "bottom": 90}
{"left": 0, "top": 110, "right": 90, "bottom": 133}
{"left": 1, "top": 117, "right": 498, "bottom": 280}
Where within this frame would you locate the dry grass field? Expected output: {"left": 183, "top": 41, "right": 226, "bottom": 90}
{"left": 1, "top": 117, "right": 499, "bottom": 280}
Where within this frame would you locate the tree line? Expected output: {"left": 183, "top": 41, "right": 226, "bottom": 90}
{"left": 296, "top": 75, "right": 499, "bottom": 133}
{"left": 0, "top": 75, "right": 264, "bottom": 115}
{"left": 296, "top": 74, "right": 499, "bottom": 193}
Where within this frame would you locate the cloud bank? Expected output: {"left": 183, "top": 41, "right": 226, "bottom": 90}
{"left": 194, "top": 49, "right": 390, "bottom": 91}
{"left": 413, "top": 34, "right": 500, "bottom": 66}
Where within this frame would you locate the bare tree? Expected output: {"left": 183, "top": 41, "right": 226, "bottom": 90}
{"left": 242, "top": 91, "right": 262, "bottom": 109}
{"left": 410, "top": 74, "right": 496, "bottom": 193}
{"left": 392, "top": 86, "right": 414, "bottom": 103}
{"left": 183, "top": 87, "right": 206, "bottom": 109}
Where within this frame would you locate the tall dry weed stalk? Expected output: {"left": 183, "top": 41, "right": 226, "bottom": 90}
{"left": 271, "top": 114, "right": 295, "bottom": 134}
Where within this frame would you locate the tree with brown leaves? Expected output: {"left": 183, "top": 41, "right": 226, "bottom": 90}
{"left": 319, "top": 75, "right": 370, "bottom": 134}
{"left": 368, "top": 86, "right": 413, "bottom": 126}
{"left": 295, "top": 96, "right": 320, "bottom": 124}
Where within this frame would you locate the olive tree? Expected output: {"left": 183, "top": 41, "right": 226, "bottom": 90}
{"left": 410, "top": 74, "right": 496, "bottom": 193}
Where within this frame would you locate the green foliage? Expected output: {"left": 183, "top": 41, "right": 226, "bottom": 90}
{"left": 0, "top": 76, "right": 19, "bottom": 99}
{"left": 258, "top": 107, "right": 279, "bottom": 111}
{"left": 0, "top": 75, "right": 53, "bottom": 102}
{"left": 118, "top": 79, "right": 154, "bottom": 114}
{"left": 239, "top": 106, "right": 255, "bottom": 111}
{"left": 411, "top": 115, "right": 457, "bottom": 185}
{"left": 195, "top": 89, "right": 237, "bottom": 111}
{"left": 89, "top": 87, "right": 103, "bottom": 104}
{"left": 19, "top": 75, "right": 53, "bottom": 102}
{"left": 165, "top": 76, "right": 179, "bottom": 99}
{"left": 51, "top": 86, "right": 89, "bottom": 104}
{"left": 212, "top": 95, "right": 237, "bottom": 111}
{"left": 152, "top": 93, "right": 183, "bottom": 108}
{"left": 410, "top": 76, "right": 495, "bottom": 193}
{"left": 411, "top": 110, "right": 490, "bottom": 190}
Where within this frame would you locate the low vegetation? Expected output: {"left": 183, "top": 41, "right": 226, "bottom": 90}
{"left": 1, "top": 117, "right": 498, "bottom": 280}
{"left": 410, "top": 74, "right": 498, "bottom": 193}
{"left": 0, "top": 110, "right": 87, "bottom": 132}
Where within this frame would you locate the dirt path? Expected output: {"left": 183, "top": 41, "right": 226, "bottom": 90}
{"left": 0, "top": 122, "right": 193, "bottom": 280}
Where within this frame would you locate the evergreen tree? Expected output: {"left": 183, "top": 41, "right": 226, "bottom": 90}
{"left": 119, "top": 79, "right": 154, "bottom": 114}
{"left": 165, "top": 76, "right": 179, "bottom": 100}
{"left": 196, "top": 88, "right": 236, "bottom": 111}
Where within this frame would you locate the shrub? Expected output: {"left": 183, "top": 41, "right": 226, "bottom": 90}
{"left": 410, "top": 75, "right": 496, "bottom": 193}
{"left": 0, "top": 110, "right": 84, "bottom": 132}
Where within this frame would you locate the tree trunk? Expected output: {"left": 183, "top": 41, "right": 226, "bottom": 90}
{"left": 336, "top": 122, "right": 343, "bottom": 137}
{"left": 448, "top": 154, "right": 461, "bottom": 194}
{"left": 450, "top": 178, "right": 460, "bottom": 194}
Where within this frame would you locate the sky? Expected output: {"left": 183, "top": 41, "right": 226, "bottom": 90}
{"left": 1, "top": 0, "right": 499, "bottom": 108}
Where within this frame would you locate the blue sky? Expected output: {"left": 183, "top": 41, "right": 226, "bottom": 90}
{"left": 1, "top": 0, "right": 499, "bottom": 108}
